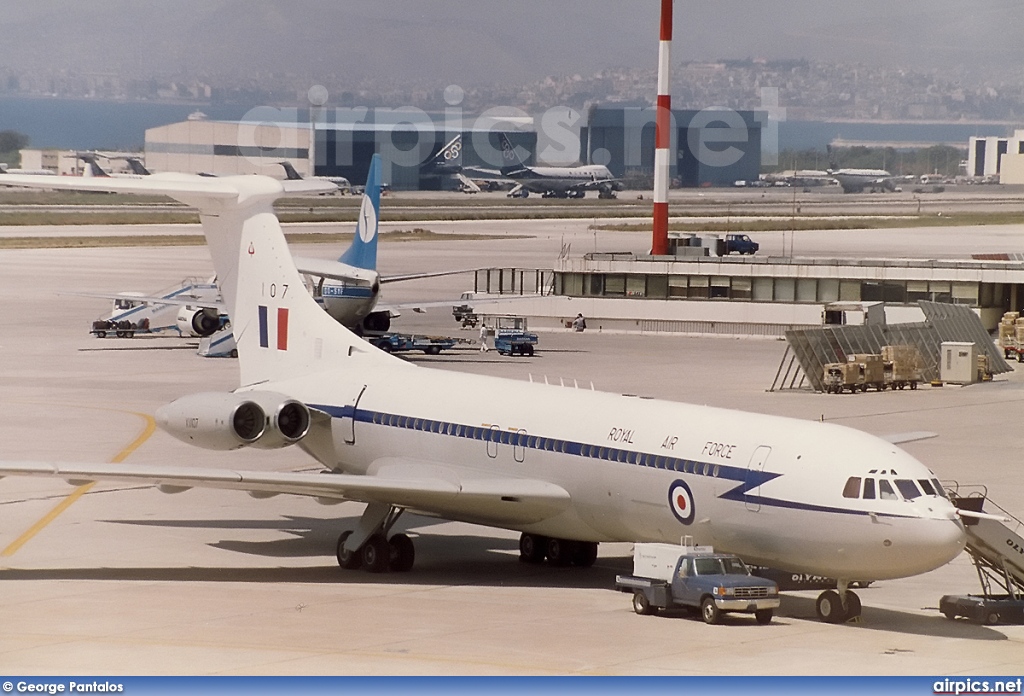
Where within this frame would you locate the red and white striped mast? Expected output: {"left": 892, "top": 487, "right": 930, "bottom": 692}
{"left": 651, "top": 0, "right": 673, "bottom": 256}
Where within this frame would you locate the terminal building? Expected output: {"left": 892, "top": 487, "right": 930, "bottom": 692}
{"left": 470, "top": 242, "right": 1024, "bottom": 335}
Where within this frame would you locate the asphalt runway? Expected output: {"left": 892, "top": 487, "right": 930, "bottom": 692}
{"left": 1, "top": 218, "right": 1023, "bottom": 675}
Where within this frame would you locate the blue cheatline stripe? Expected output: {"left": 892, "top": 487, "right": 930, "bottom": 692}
{"left": 258, "top": 305, "right": 268, "bottom": 348}
{"left": 307, "top": 403, "right": 919, "bottom": 520}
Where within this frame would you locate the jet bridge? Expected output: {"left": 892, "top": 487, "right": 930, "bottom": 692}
{"left": 940, "top": 484, "right": 1024, "bottom": 624}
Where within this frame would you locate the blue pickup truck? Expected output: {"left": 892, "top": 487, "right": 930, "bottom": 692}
{"left": 616, "top": 544, "right": 780, "bottom": 624}
{"left": 724, "top": 233, "right": 759, "bottom": 255}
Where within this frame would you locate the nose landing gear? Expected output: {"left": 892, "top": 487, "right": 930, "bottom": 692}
{"left": 815, "top": 581, "right": 863, "bottom": 623}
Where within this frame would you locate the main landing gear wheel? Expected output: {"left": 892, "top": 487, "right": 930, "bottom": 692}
{"left": 336, "top": 530, "right": 361, "bottom": 570}
{"left": 518, "top": 533, "right": 598, "bottom": 567}
{"left": 388, "top": 533, "right": 415, "bottom": 573}
{"left": 519, "top": 533, "right": 548, "bottom": 564}
{"left": 571, "top": 541, "right": 598, "bottom": 568}
{"left": 546, "top": 537, "right": 573, "bottom": 566}
{"left": 361, "top": 533, "right": 391, "bottom": 573}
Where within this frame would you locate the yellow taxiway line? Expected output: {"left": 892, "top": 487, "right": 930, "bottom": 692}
{"left": 2, "top": 410, "right": 156, "bottom": 557}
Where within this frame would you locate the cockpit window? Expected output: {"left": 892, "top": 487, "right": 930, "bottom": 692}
{"left": 895, "top": 479, "right": 921, "bottom": 500}
{"left": 878, "top": 479, "right": 898, "bottom": 500}
{"left": 843, "top": 477, "right": 861, "bottom": 499}
{"left": 931, "top": 479, "right": 947, "bottom": 498}
{"left": 918, "top": 479, "right": 936, "bottom": 496}
{"left": 863, "top": 478, "right": 876, "bottom": 499}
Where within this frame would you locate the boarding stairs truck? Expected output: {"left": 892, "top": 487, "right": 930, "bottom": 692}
{"left": 197, "top": 323, "right": 237, "bottom": 358}
{"left": 615, "top": 542, "right": 780, "bottom": 624}
{"left": 90, "top": 277, "right": 220, "bottom": 338}
{"left": 941, "top": 484, "right": 1024, "bottom": 625}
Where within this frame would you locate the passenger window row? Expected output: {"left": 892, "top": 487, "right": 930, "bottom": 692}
{"left": 366, "top": 410, "right": 724, "bottom": 477}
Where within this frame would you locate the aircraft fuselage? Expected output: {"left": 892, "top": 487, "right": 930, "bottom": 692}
{"left": 266, "top": 363, "right": 967, "bottom": 583}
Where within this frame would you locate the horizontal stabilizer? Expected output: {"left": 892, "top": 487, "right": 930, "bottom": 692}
{"left": 293, "top": 257, "right": 378, "bottom": 285}
{"left": 882, "top": 431, "right": 938, "bottom": 445}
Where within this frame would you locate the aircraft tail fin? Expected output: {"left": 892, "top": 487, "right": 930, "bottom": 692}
{"left": 498, "top": 132, "right": 530, "bottom": 176}
{"left": 125, "top": 158, "right": 151, "bottom": 176}
{"left": 278, "top": 161, "right": 304, "bottom": 181}
{"left": 0, "top": 168, "right": 400, "bottom": 385}
{"left": 826, "top": 144, "right": 838, "bottom": 172}
{"left": 432, "top": 134, "right": 463, "bottom": 168}
{"left": 337, "top": 153, "right": 381, "bottom": 271}
{"left": 198, "top": 179, "right": 394, "bottom": 386}
{"left": 78, "top": 153, "right": 110, "bottom": 178}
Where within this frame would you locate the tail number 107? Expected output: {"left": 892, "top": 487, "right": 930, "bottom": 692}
{"left": 262, "top": 283, "right": 289, "bottom": 299}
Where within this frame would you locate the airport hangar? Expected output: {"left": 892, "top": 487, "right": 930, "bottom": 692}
{"left": 969, "top": 128, "right": 1024, "bottom": 184}
{"left": 142, "top": 105, "right": 765, "bottom": 190}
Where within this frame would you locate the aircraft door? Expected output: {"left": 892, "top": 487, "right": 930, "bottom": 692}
{"left": 486, "top": 425, "right": 500, "bottom": 458}
{"left": 341, "top": 385, "right": 367, "bottom": 445}
{"left": 745, "top": 445, "right": 771, "bottom": 512}
{"left": 514, "top": 429, "right": 527, "bottom": 463}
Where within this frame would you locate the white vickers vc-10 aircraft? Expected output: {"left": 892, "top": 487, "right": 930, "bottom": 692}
{"left": 0, "top": 168, "right": 970, "bottom": 623}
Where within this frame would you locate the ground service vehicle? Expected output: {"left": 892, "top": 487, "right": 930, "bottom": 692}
{"left": 91, "top": 317, "right": 150, "bottom": 338}
{"left": 724, "top": 234, "right": 759, "bottom": 255}
{"left": 489, "top": 315, "right": 538, "bottom": 356}
{"left": 615, "top": 543, "right": 780, "bottom": 624}
{"left": 823, "top": 354, "right": 886, "bottom": 393}
{"left": 369, "top": 333, "right": 457, "bottom": 355}
{"left": 823, "top": 350, "right": 920, "bottom": 393}
{"left": 452, "top": 292, "right": 478, "bottom": 328}
{"left": 998, "top": 312, "right": 1024, "bottom": 362}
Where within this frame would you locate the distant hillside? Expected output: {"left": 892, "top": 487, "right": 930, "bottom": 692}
{"left": 0, "top": 1, "right": 1017, "bottom": 89}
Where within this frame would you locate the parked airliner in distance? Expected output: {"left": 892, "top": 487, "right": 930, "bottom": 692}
{"left": 465, "top": 133, "right": 622, "bottom": 199}
{"left": 0, "top": 169, "right": 970, "bottom": 624}
{"left": 826, "top": 146, "right": 912, "bottom": 193}
{"left": 73, "top": 154, "right": 459, "bottom": 336}
{"left": 830, "top": 167, "right": 909, "bottom": 193}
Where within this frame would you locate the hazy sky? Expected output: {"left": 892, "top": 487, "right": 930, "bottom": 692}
{"left": 1, "top": 1, "right": 1022, "bottom": 86}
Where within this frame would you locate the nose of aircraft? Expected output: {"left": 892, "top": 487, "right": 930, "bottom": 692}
{"left": 901, "top": 515, "right": 967, "bottom": 578}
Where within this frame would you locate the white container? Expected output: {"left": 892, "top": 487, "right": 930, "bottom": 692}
{"left": 632, "top": 542, "right": 713, "bottom": 582}
{"left": 940, "top": 341, "right": 977, "bottom": 384}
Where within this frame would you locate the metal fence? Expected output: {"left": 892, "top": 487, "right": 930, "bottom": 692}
{"left": 772, "top": 301, "right": 1011, "bottom": 392}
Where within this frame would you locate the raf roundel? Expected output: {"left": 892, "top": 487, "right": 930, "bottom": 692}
{"left": 669, "top": 479, "right": 695, "bottom": 525}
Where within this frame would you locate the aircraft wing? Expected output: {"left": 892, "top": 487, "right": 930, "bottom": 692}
{"left": 378, "top": 293, "right": 543, "bottom": 314}
{"left": 575, "top": 178, "right": 620, "bottom": 191}
{"left": 68, "top": 291, "right": 225, "bottom": 312}
{"left": 0, "top": 459, "right": 571, "bottom": 526}
{"left": 380, "top": 268, "right": 483, "bottom": 284}
{"left": 0, "top": 171, "right": 337, "bottom": 198}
